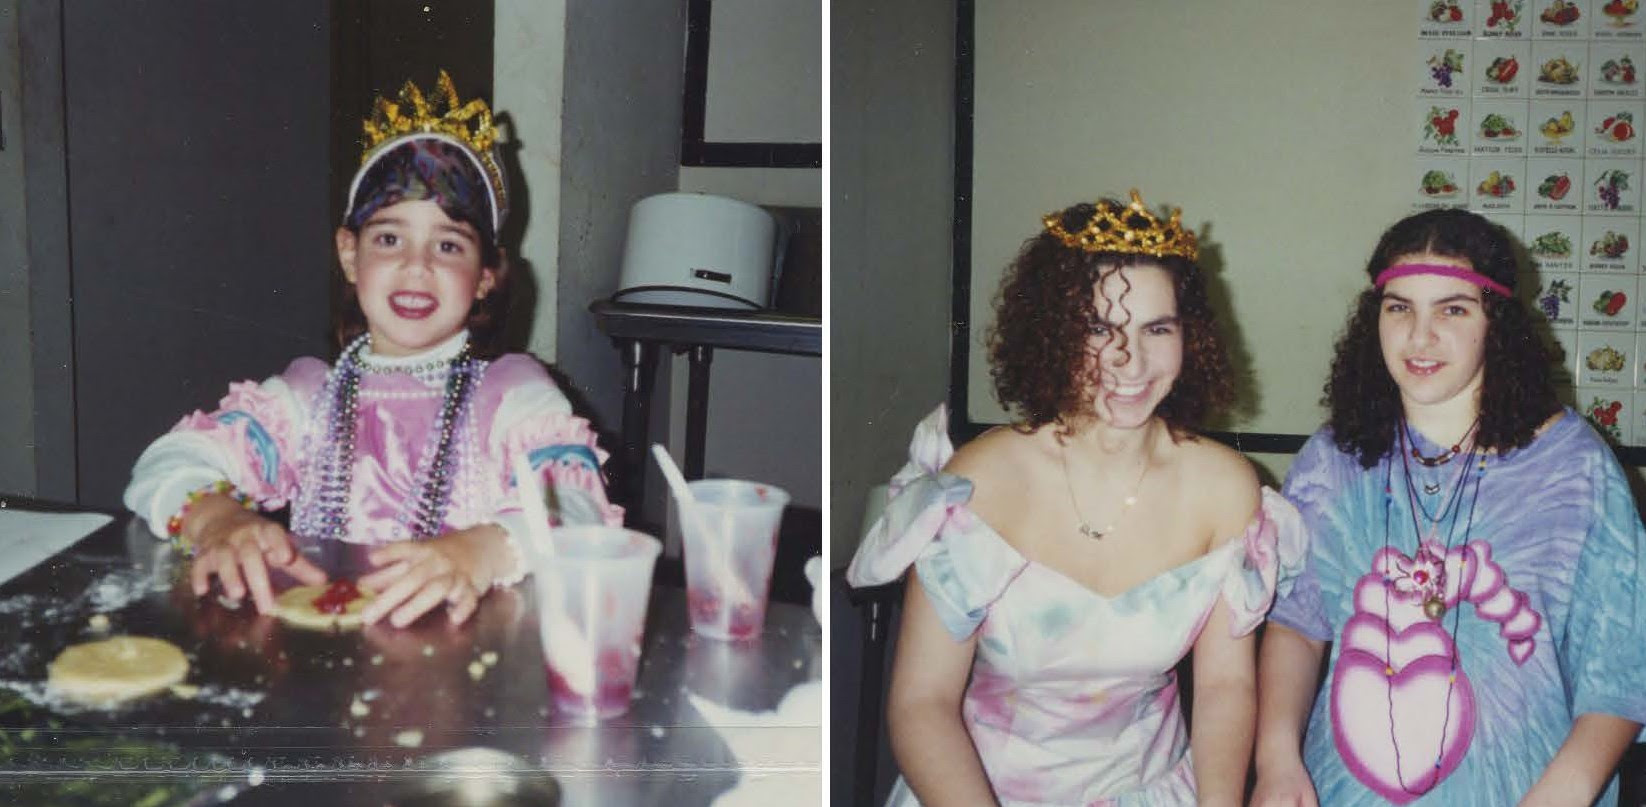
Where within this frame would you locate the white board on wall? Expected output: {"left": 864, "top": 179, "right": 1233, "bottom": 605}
{"left": 704, "top": 0, "right": 822, "bottom": 144}
{"left": 964, "top": 0, "right": 1417, "bottom": 437}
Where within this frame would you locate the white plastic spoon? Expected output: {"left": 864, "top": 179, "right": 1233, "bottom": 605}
{"left": 649, "top": 444, "right": 756, "bottom": 613}
{"left": 512, "top": 454, "right": 596, "bottom": 697}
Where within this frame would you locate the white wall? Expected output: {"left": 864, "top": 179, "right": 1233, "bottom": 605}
{"left": 495, "top": 0, "right": 567, "bottom": 362}
{"left": 830, "top": 0, "right": 956, "bottom": 563}
{"left": 963, "top": 0, "right": 1410, "bottom": 435}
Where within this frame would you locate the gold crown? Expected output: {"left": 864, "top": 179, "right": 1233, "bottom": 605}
{"left": 1041, "top": 189, "right": 1198, "bottom": 261}
{"left": 358, "top": 70, "right": 506, "bottom": 226}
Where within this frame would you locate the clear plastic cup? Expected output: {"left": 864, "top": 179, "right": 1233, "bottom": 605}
{"left": 531, "top": 526, "right": 660, "bottom": 721}
{"left": 677, "top": 479, "right": 790, "bottom": 641}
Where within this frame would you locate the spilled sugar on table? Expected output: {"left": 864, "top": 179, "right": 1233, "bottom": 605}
{"left": 0, "top": 498, "right": 821, "bottom": 806}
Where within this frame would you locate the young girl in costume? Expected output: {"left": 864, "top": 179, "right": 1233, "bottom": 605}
{"left": 847, "top": 191, "right": 1304, "bottom": 806}
{"left": 1251, "top": 208, "right": 1646, "bottom": 806}
{"left": 124, "top": 72, "right": 622, "bottom": 628}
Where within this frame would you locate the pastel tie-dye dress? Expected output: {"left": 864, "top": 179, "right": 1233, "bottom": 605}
{"left": 848, "top": 406, "right": 1305, "bottom": 806}
{"left": 1270, "top": 411, "right": 1646, "bottom": 806}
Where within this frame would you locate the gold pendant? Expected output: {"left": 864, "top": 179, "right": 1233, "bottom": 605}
{"left": 1423, "top": 596, "right": 1447, "bottom": 620}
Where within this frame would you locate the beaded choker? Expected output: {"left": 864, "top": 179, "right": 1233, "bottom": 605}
{"left": 1407, "top": 418, "right": 1480, "bottom": 468}
{"left": 293, "top": 334, "right": 481, "bottom": 541}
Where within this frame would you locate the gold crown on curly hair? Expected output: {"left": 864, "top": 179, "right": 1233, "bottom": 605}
{"left": 351, "top": 70, "right": 507, "bottom": 229}
{"left": 1042, "top": 189, "right": 1198, "bottom": 261}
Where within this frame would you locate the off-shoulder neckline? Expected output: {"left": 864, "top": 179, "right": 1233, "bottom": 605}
{"left": 949, "top": 494, "right": 1243, "bottom": 604}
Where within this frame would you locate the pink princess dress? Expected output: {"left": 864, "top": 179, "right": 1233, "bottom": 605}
{"left": 847, "top": 406, "right": 1304, "bottom": 806}
{"left": 124, "top": 331, "right": 623, "bottom": 582}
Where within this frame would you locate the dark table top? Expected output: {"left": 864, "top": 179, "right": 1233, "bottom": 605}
{"left": 0, "top": 501, "right": 821, "bottom": 806}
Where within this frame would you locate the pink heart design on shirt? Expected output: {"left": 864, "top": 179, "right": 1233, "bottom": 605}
{"left": 1331, "top": 646, "right": 1475, "bottom": 804}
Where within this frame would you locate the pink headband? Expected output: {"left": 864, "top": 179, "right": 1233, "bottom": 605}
{"left": 1374, "top": 262, "right": 1513, "bottom": 298}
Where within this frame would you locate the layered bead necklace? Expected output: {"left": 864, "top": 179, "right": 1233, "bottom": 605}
{"left": 292, "top": 333, "right": 481, "bottom": 541}
{"left": 1379, "top": 420, "right": 1488, "bottom": 798}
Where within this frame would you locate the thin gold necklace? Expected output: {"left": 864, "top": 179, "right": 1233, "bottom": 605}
{"left": 1059, "top": 438, "right": 1150, "bottom": 540}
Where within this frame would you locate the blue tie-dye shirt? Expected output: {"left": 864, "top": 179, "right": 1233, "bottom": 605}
{"left": 1271, "top": 410, "right": 1646, "bottom": 806}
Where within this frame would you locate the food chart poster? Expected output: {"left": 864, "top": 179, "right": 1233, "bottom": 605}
{"left": 1417, "top": 0, "right": 1646, "bottom": 445}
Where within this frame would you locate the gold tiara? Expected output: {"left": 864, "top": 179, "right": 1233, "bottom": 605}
{"left": 1042, "top": 189, "right": 1198, "bottom": 261}
{"left": 355, "top": 70, "right": 506, "bottom": 228}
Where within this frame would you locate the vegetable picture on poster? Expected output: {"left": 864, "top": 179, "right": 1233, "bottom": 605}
{"left": 1419, "top": 0, "right": 1646, "bottom": 445}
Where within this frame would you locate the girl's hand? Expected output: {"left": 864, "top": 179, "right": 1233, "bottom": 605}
{"left": 358, "top": 524, "right": 511, "bottom": 628}
{"left": 1250, "top": 760, "right": 1320, "bottom": 807}
{"left": 185, "top": 493, "right": 328, "bottom": 614}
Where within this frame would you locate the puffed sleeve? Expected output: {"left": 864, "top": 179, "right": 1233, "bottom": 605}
{"left": 1218, "top": 488, "right": 1308, "bottom": 637}
{"left": 1559, "top": 451, "right": 1646, "bottom": 735}
{"left": 1266, "top": 430, "right": 1338, "bottom": 642}
{"left": 845, "top": 405, "right": 1028, "bottom": 640}
{"left": 123, "top": 358, "right": 326, "bottom": 537}
{"left": 482, "top": 356, "right": 624, "bottom": 585}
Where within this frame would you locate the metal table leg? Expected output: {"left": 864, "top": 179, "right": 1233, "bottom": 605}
{"left": 684, "top": 345, "right": 713, "bottom": 479}
{"left": 617, "top": 338, "right": 659, "bottom": 521}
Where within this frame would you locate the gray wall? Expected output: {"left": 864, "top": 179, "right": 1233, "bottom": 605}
{"left": 0, "top": 0, "right": 34, "bottom": 495}
{"left": 6, "top": 2, "right": 333, "bottom": 507}
{"left": 555, "top": 0, "right": 686, "bottom": 494}
{"left": 61, "top": 2, "right": 333, "bottom": 507}
{"left": 831, "top": 0, "right": 956, "bottom": 562}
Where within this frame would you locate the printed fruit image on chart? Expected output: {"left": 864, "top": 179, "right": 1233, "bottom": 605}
{"left": 1601, "top": 56, "right": 1638, "bottom": 85}
{"left": 1596, "top": 170, "right": 1632, "bottom": 209}
{"left": 1425, "top": 107, "right": 1461, "bottom": 144}
{"left": 1532, "top": 231, "right": 1574, "bottom": 257}
{"left": 1538, "top": 278, "right": 1572, "bottom": 318}
{"left": 1603, "top": 0, "right": 1640, "bottom": 26}
{"left": 1537, "top": 172, "right": 1574, "bottom": 199}
{"left": 1481, "top": 113, "right": 1521, "bottom": 139}
{"left": 1541, "top": 0, "right": 1582, "bottom": 25}
{"left": 1487, "top": 0, "right": 1525, "bottom": 31}
{"left": 1486, "top": 56, "right": 1521, "bottom": 84}
{"left": 1594, "top": 289, "right": 1630, "bottom": 316}
{"left": 1589, "top": 345, "right": 1628, "bottom": 370}
{"left": 1587, "top": 397, "right": 1624, "bottom": 441}
{"left": 1429, "top": 50, "right": 1464, "bottom": 88}
{"left": 1592, "top": 231, "right": 1631, "bottom": 258}
{"left": 1540, "top": 111, "right": 1576, "bottom": 141}
{"left": 1420, "top": 170, "right": 1460, "bottom": 196}
{"left": 1539, "top": 57, "right": 1580, "bottom": 85}
{"left": 1596, "top": 112, "right": 1636, "bottom": 142}
{"left": 1430, "top": 0, "right": 1465, "bottom": 21}
{"left": 1478, "top": 171, "right": 1517, "bottom": 196}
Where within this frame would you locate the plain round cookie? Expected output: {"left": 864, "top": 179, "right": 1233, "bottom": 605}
{"left": 47, "top": 636, "right": 189, "bottom": 705}
{"left": 275, "top": 584, "right": 376, "bottom": 631}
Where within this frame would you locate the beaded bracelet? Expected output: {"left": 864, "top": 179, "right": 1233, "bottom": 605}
{"left": 166, "top": 480, "right": 256, "bottom": 556}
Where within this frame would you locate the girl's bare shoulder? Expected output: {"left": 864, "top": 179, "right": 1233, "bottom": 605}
{"left": 944, "top": 424, "right": 1044, "bottom": 478}
{"left": 1173, "top": 435, "right": 1261, "bottom": 543}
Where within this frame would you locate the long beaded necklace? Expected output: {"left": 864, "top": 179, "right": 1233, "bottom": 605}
{"left": 293, "top": 334, "right": 479, "bottom": 540}
{"left": 1380, "top": 426, "right": 1488, "bottom": 798}
{"left": 1400, "top": 423, "right": 1475, "bottom": 620}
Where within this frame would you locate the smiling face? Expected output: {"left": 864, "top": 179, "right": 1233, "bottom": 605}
{"left": 1081, "top": 263, "right": 1184, "bottom": 429}
{"left": 336, "top": 199, "right": 496, "bottom": 357}
{"left": 1378, "top": 253, "right": 1489, "bottom": 420}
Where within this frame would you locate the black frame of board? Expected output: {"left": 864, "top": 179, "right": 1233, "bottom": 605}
{"left": 681, "top": 0, "right": 821, "bottom": 169}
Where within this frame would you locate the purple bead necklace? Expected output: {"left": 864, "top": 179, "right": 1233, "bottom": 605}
{"left": 293, "top": 334, "right": 478, "bottom": 540}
